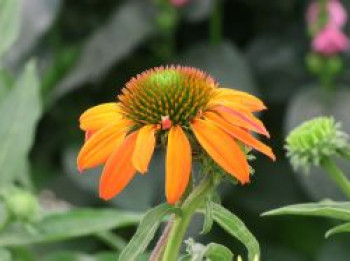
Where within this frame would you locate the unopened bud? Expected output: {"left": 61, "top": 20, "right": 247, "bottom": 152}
{"left": 5, "top": 188, "right": 40, "bottom": 223}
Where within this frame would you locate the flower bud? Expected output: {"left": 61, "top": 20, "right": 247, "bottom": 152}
{"left": 286, "top": 117, "right": 350, "bottom": 171}
{"left": 326, "top": 55, "right": 343, "bottom": 75}
{"left": 306, "top": 52, "right": 323, "bottom": 74}
{"left": 5, "top": 188, "right": 40, "bottom": 223}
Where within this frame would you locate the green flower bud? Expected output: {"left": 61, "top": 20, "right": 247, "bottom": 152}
{"left": 285, "top": 117, "right": 350, "bottom": 171}
{"left": 5, "top": 188, "right": 40, "bottom": 223}
{"left": 306, "top": 52, "right": 323, "bottom": 75}
{"left": 326, "top": 56, "right": 343, "bottom": 76}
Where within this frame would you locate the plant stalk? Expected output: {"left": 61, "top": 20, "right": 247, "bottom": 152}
{"left": 161, "top": 177, "right": 214, "bottom": 261}
{"left": 321, "top": 157, "right": 350, "bottom": 199}
{"left": 210, "top": 0, "right": 223, "bottom": 45}
{"left": 149, "top": 217, "right": 174, "bottom": 261}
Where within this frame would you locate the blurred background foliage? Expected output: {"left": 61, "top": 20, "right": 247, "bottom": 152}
{"left": 1, "top": 0, "right": 350, "bottom": 260}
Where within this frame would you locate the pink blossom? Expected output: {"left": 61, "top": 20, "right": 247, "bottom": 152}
{"left": 171, "top": 0, "right": 190, "bottom": 7}
{"left": 307, "top": 0, "right": 347, "bottom": 29}
{"left": 312, "top": 26, "right": 349, "bottom": 55}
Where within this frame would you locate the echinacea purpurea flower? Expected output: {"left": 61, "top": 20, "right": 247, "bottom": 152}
{"left": 77, "top": 66, "right": 275, "bottom": 204}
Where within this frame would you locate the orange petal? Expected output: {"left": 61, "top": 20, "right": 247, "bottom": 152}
{"left": 191, "top": 119, "right": 250, "bottom": 184}
{"left": 79, "top": 103, "right": 122, "bottom": 131}
{"left": 77, "top": 120, "right": 132, "bottom": 171}
{"left": 206, "top": 114, "right": 275, "bottom": 161}
{"left": 210, "top": 106, "right": 270, "bottom": 137}
{"left": 166, "top": 126, "right": 192, "bottom": 204}
{"left": 132, "top": 125, "right": 157, "bottom": 174}
{"left": 99, "top": 132, "right": 138, "bottom": 200}
{"left": 210, "top": 88, "right": 266, "bottom": 111}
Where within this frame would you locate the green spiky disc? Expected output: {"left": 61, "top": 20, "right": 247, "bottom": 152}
{"left": 118, "top": 66, "right": 217, "bottom": 126}
{"left": 285, "top": 116, "right": 349, "bottom": 171}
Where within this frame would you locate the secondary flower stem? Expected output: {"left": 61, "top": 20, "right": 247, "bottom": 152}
{"left": 149, "top": 217, "right": 174, "bottom": 261}
{"left": 321, "top": 157, "right": 350, "bottom": 199}
{"left": 210, "top": 0, "right": 222, "bottom": 45}
{"left": 161, "top": 177, "right": 213, "bottom": 261}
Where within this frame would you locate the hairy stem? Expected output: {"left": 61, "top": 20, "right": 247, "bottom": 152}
{"left": 210, "top": 0, "right": 223, "bottom": 45}
{"left": 149, "top": 217, "right": 174, "bottom": 261}
{"left": 161, "top": 177, "right": 213, "bottom": 261}
{"left": 321, "top": 157, "right": 350, "bottom": 199}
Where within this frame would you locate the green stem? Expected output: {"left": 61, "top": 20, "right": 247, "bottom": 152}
{"left": 319, "top": 71, "right": 333, "bottom": 91}
{"left": 210, "top": 0, "right": 222, "bottom": 45}
{"left": 150, "top": 217, "right": 174, "bottom": 261}
{"left": 161, "top": 177, "right": 214, "bottom": 261}
{"left": 321, "top": 157, "right": 350, "bottom": 199}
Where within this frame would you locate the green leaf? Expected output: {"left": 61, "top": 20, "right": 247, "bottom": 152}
{"left": 204, "top": 243, "right": 234, "bottom": 261}
{"left": 52, "top": 0, "right": 156, "bottom": 100}
{"left": 0, "top": 60, "right": 42, "bottom": 184}
{"left": 44, "top": 251, "right": 150, "bottom": 261}
{"left": 325, "top": 222, "right": 350, "bottom": 238}
{"left": 181, "top": 240, "right": 234, "bottom": 261}
{"left": 9, "top": 247, "right": 36, "bottom": 261}
{"left": 5, "top": 0, "right": 62, "bottom": 68}
{"left": 0, "top": 0, "right": 22, "bottom": 58}
{"left": 0, "top": 201, "right": 9, "bottom": 230}
{"left": 0, "top": 208, "right": 142, "bottom": 246}
{"left": 0, "top": 248, "right": 11, "bottom": 261}
{"left": 201, "top": 197, "right": 214, "bottom": 234}
{"left": 41, "top": 46, "right": 80, "bottom": 96}
{"left": 207, "top": 203, "right": 260, "bottom": 261}
{"left": 45, "top": 252, "right": 117, "bottom": 261}
{"left": 262, "top": 201, "right": 350, "bottom": 221}
{"left": 119, "top": 203, "right": 177, "bottom": 261}
{"left": 0, "top": 68, "right": 13, "bottom": 101}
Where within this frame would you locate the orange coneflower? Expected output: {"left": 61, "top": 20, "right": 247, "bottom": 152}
{"left": 77, "top": 66, "right": 275, "bottom": 204}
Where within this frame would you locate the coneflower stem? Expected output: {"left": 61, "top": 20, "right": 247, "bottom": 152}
{"left": 210, "top": 0, "right": 223, "bottom": 45}
{"left": 149, "top": 217, "right": 174, "bottom": 261}
{"left": 321, "top": 157, "right": 350, "bottom": 199}
{"left": 161, "top": 177, "right": 214, "bottom": 261}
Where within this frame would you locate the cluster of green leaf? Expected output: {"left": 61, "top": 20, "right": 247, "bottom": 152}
{"left": 0, "top": 0, "right": 143, "bottom": 260}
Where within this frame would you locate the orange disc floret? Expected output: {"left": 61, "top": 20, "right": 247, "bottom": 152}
{"left": 77, "top": 65, "right": 275, "bottom": 204}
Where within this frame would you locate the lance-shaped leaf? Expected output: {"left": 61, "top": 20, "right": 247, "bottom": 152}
{"left": 45, "top": 251, "right": 150, "bottom": 261}
{"left": 119, "top": 203, "right": 177, "bottom": 261}
{"left": 0, "top": 69, "right": 13, "bottom": 101}
{"left": 204, "top": 243, "right": 234, "bottom": 261}
{"left": 262, "top": 201, "right": 350, "bottom": 221}
{"left": 180, "top": 241, "right": 233, "bottom": 261}
{"left": 201, "top": 197, "right": 214, "bottom": 234}
{"left": 52, "top": 0, "right": 156, "bottom": 99}
{"left": 4, "top": 0, "right": 62, "bottom": 69}
{"left": 199, "top": 203, "right": 260, "bottom": 261}
{"left": 0, "top": 60, "right": 42, "bottom": 184}
{"left": 326, "top": 222, "right": 350, "bottom": 238}
{"left": 0, "top": 208, "right": 142, "bottom": 246}
{"left": 0, "top": 0, "right": 22, "bottom": 58}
